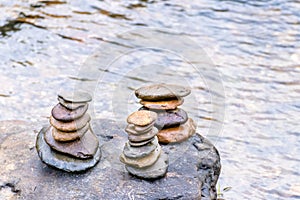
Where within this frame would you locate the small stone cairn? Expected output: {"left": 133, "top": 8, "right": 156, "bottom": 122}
{"left": 120, "top": 110, "right": 169, "bottom": 179}
{"left": 135, "top": 84, "right": 196, "bottom": 143}
{"left": 36, "top": 91, "right": 101, "bottom": 172}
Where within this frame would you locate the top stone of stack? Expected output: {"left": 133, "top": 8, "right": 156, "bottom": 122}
{"left": 135, "top": 84, "right": 191, "bottom": 101}
{"left": 58, "top": 91, "right": 92, "bottom": 103}
{"left": 127, "top": 110, "right": 157, "bottom": 127}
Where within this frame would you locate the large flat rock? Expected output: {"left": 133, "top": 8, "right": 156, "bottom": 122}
{"left": 0, "top": 119, "right": 221, "bottom": 200}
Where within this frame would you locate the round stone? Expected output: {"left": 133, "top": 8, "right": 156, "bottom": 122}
{"left": 135, "top": 84, "right": 191, "bottom": 101}
{"left": 126, "top": 151, "right": 169, "bottom": 179}
{"left": 129, "top": 136, "right": 156, "bottom": 147}
{"left": 127, "top": 110, "right": 157, "bottom": 126}
{"left": 123, "top": 137, "right": 158, "bottom": 159}
{"left": 52, "top": 103, "right": 88, "bottom": 122}
{"left": 50, "top": 114, "right": 91, "bottom": 132}
{"left": 120, "top": 145, "right": 161, "bottom": 168}
{"left": 44, "top": 126, "right": 99, "bottom": 159}
{"left": 36, "top": 126, "right": 101, "bottom": 172}
{"left": 128, "top": 127, "right": 158, "bottom": 142}
{"left": 157, "top": 118, "right": 196, "bottom": 144}
{"left": 58, "top": 91, "right": 92, "bottom": 103}
{"left": 52, "top": 123, "right": 89, "bottom": 142}
{"left": 140, "top": 98, "right": 184, "bottom": 110}
{"left": 58, "top": 97, "right": 87, "bottom": 110}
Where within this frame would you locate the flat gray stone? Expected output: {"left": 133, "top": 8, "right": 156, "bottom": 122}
{"left": 0, "top": 119, "right": 221, "bottom": 200}
{"left": 58, "top": 97, "right": 87, "bottom": 110}
{"left": 123, "top": 136, "right": 158, "bottom": 159}
{"left": 135, "top": 84, "right": 191, "bottom": 101}
{"left": 126, "top": 151, "right": 168, "bottom": 179}
{"left": 58, "top": 91, "right": 92, "bottom": 103}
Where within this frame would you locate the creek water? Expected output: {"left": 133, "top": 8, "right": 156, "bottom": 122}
{"left": 0, "top": 0, "right": 299, "bottom": 199}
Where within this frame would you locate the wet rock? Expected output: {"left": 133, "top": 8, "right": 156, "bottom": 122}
{"left": 0, "top": 119, "right": 220, "bottom": 199}
{"left": 127, "top": 110, "right": 157, "bottom": 126}
{"left": 44, "top": 126, "right": 99, "bottom": 159}
{"left": 135, "top": 84, "right": 191, "bottom": 101}
{"left": 58, "top": 91, "right": 92, "bottom": 103}
{"left": 157, "top": 118, "right": 196, "bottom": 144}
{"left": 140, "top": 98, "right": 184, "bottom": 110}
{"left": 36, "top": 126, "right": 101, "bottom": 172}
{"left": 51, "top": 103, "right": 88, "bottom": 122}
{"left": 50, "top": 114, "right": 91, "bottom": 132}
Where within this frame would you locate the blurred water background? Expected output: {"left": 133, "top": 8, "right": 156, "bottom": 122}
{"left": 0, "top": 0, "right": 299, "bottom": 199}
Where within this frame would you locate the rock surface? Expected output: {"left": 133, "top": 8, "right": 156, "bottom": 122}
{"left": 135, "top": 84, "right": 191, "bottom": 101}
{"left": 0, "top": 119, "right": 221, "bottom": 200}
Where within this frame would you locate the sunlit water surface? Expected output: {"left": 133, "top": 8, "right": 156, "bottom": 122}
{"left": 0, "top": 0, "right": 299, "bottom": 199}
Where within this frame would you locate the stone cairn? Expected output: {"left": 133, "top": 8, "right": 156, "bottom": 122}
{"left": 120, "top": 110, "right": 169, "bottom": 179}
{"left": 36, "top": 91, "right": 101, "bottom": 172}
{"left": 135, "top": 84, "right": 196, "bottom": 144}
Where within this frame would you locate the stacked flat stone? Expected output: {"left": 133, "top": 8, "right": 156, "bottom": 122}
{"left": 135, "top": 84, "right": 196, "bottom": 144}
{"left": 120, "top": 110, "right": 169, "bottom": 179}
{"left": 36, "top": 91, "right": 101, "bottom": 172}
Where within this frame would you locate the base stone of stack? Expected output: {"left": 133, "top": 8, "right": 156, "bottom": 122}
{"left": 36, "top": 126, "right": 102, "bottom": 172}
{"left": 0, "top": 119, "right": 221, "bottom": 200}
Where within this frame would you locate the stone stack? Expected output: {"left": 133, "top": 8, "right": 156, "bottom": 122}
{"left": 36, "top": 91, "right": 101, "bottom": 172}
{"left": 135, "top": 84, "right": 196, "bottom": 144}
{"left": 120, "top": 110, "right": 169, "bottom": 179}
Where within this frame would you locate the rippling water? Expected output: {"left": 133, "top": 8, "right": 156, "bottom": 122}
{"left": 0, "top": 0, "right": 299, "bottom": 199}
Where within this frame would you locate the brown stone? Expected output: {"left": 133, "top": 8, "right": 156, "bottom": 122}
{"left": 51, "top": 103, "right": 88, "bottom": 122}
{"left": 44, "top": 126, "right": 99, "bottom": 159}
{"left": 128, "top": 127, "right": 158, "bottom": 142}
{"left": 140, "top": 98, "right": 184, "bottom": 110}
{"left": 52, "top": 123, "right": 89, "bottom": 142}
{"left": 50, "top": 114, "right": 90, "bottom": 132}
{"left": 127, "top": 110, "right": 157, "bottom": 127}
{"left": 120, "top": 145, "right": 161, "bottom": 168}
{"left": 58, "top": 97, "right": 87, "bottom": 110}
{"left": 157, "top": 118, "right": 196, "bottom": 144}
